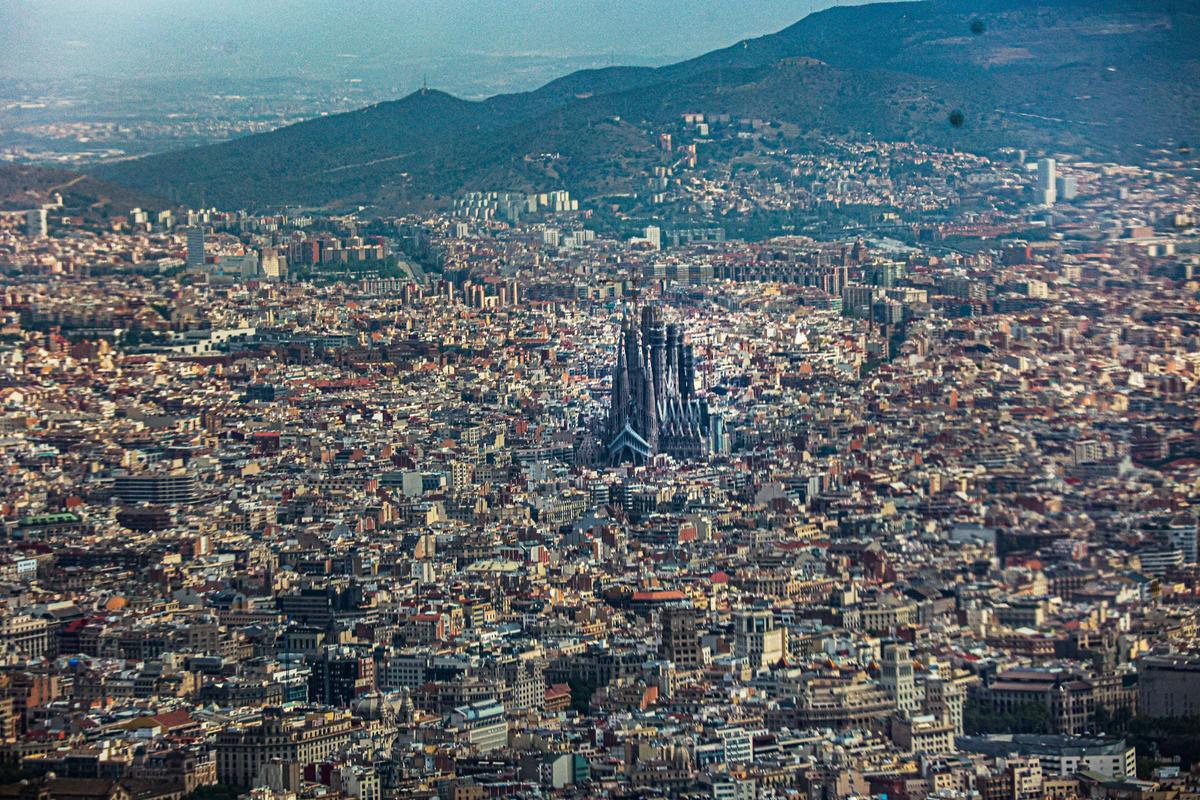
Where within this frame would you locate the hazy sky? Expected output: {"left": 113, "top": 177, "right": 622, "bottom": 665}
{"left": 0, "top": 1, "right": 869, "bottom": 82}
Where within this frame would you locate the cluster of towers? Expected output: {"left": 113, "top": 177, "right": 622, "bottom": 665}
{"left": 605, "top": 304, "right": 714, "bottom": 465}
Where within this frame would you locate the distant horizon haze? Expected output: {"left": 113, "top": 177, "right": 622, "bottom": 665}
{"left": 0, "top": 0, "right": 874, "bottom": 92}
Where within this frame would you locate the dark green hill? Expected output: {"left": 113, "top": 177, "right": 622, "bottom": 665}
{"left": 94, "top": 0, "right": 1200, "bottom": 212}
{"left": 0, "top": 163, "right": 163, "bottom": 216}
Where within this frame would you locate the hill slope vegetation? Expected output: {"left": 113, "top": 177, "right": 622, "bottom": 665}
{"left": 94, "top": 0, "right": 1200, "bottom": 212}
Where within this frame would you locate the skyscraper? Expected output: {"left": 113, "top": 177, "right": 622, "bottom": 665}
{"left": 186, "top": 227, "right": 207, "bottom": 269}
{"left": 605, "top": 304, "right": 714, "bottom": 464}
{"left": 25, "top": 208, "right": 47, "bottom": 239}
{"left": 881, "top": 642, "right": 919, "bottom": 714}
{"left": 661, "top": 608, "right": 705, "bottom": 671}
{"left": 644, "top": 225, "right": 662, "bottom": 251}
{"left": 1057, "top": 173, "right": 1078, "bottom": 201}
{"left": 1037, "top": 158, "right": 1057, "bottom": 206}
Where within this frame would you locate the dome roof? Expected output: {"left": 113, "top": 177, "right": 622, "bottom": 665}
{"left": 353, "top": 693, "right": 398, "bottom": 721}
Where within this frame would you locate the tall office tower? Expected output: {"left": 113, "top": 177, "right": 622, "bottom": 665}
{"left": 661, "top": 608, "right": 705, "bottom": 671}
{"left": 1037, "top": 158, "right": 1057, "bottom": 206}
{"left": 260, "top": 247, "right": 288, "bottom": 281}
{"left": 881, "top": 642, "right": 919, "bottom": 714}
{"left": 25, "top": 208, "right": 47, "bottom": 238}
{"left": 186, "top": 227, "right": 207, "bottom": 269}
{"left": 605, "top": 303, "right": 715, "bottom": 464}
{"left": 644, "top": 225, "right": 662, "bottom": 251}
{"left": 1057, "top": 174, "right": 1079, "bottom": 201}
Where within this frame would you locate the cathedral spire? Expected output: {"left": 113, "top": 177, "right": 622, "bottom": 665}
{"left": 603, "top": 302, "right": 715, "bottom": 465}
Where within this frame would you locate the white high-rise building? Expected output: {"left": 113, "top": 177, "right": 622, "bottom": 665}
{"left": 25, "top": 208, "right": 47, "bottom": 238}
{"left": 186, "top": 227, "right": 206, "bottom": 269}
{"left": 260, "top": 248, "right": 288, "bottom": 281}
{"left": 645, "top": 225, "right": 662, "bottom": 251}
{"left": 1057, "top": 174, "right": 1078, "bottom": 201}
{"left": 881, "top": 642, "right": 919, "bottom": 714}
{"left": 1037, "top": 158, "right": 1057, "bottom": 206}
{"left": 1167, "top": 517, "right": 1198, "bottom": 564}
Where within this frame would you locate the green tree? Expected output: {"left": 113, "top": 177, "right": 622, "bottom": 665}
{"left": 183, "top": 785, "right": 242, "bottom": 800}
{"left": 963, "top": 699, "right": 1051, "bottom": 735}
{"left": 567, "top": 677, "right": 600, "bottom": 714}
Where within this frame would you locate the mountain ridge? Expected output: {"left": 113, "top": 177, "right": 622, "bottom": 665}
{"left": 93, "top": 0, "right": 1200, "bottom": 212}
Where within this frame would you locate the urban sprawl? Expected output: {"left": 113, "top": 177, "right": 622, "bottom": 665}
{"left": 0, "top": 121, "right": 1199, "bottom": 800}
